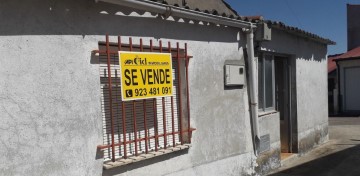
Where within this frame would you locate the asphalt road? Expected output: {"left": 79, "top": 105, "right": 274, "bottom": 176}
{"left": 269, "top": 117, "right": 360, "bottom": 176}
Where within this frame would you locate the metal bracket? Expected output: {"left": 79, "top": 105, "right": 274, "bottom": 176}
{"left": 163, "top": 6, "right": 172, "bottom": 18}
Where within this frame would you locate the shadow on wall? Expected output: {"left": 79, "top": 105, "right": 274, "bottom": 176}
{"left": 102, "top": 149, "right": 189, "bottom": 176}
{"left": 269, "top": 144, "right": 360, "bottom": 176}
{"left": 0, "top": 0, "right": 243, "bottom": 44}
{"left": 257, "top": 27, "right": 328, "bottom": 63}
{"left": 101, "top": 87, "right": 157, "bottom": 134}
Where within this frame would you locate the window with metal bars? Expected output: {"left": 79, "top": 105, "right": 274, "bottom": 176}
{"left": 94, "top": 35, "right": 195, "bottom": 167}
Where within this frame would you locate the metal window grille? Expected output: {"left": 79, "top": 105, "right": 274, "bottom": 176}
{"left": 93, "top": 35, "right": 195, "bottom": 164}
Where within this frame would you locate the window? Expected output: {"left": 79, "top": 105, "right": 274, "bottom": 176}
{"left": 95, "top": 35, "right": 195, "bottom": 169}
{"left": 258, "top": 54, "right": 275, "bottom": 111}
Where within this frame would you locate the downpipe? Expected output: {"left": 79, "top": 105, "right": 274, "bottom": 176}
{"left": 245, "top": 28, "right": 260, "bottom": 156}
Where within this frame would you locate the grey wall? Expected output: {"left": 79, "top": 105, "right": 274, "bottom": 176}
{"left": 347, "top": 4, "right": 360, "bottom": 51}
{"left": 260, "top": 28, "right": 329, "bottom": 153}
{"left": 0, "top": 0, "right": 257, "bottom": 175}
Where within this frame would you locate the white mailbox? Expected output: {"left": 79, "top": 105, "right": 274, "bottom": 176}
{"left": 225, "top": 65, "right": 245, "bottom": 86}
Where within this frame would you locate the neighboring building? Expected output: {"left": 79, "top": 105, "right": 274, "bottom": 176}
{"left": 332, "top": 47, "right": 360, "bottom": 115}
{"left": 0, "top": 0, "right": 333, "bottom": 175}
{"left": 328, "top": 4, "right": 360, "bottom": 115}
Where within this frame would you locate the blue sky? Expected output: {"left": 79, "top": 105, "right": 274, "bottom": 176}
{"left": 225, "top": 0, "right": 360, "bottom": 55}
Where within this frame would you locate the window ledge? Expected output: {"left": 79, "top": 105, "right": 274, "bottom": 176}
{"left": 258, "top": 110, "right": 278, "bottom": 117}
{"left": 103, "top": 144, "right": 191, "bottom": 170}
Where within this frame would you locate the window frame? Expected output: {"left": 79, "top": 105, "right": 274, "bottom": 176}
{"left": 95, "top": 35, "right": 195, "bottom": 168}
{"left": 258, "top": 53, "right": 276, "bottom": 112}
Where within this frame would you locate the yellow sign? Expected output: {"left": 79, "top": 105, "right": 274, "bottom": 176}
{"left": 119, "top": 51, "right": 173, "bottom": 101}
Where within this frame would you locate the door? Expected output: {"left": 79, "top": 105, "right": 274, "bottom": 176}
{"left": 275, "top": 57, "right": 291, "bottom": 153}
{"left": 344, "top": 67, "right": 360, "bottom": 112}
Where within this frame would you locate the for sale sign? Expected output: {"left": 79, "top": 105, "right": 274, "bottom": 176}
{"left": 119, "top": 51, "right": 173, "bottom": 101}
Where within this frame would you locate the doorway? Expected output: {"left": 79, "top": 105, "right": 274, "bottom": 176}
{"left": 274, "top": 56, "right": 292, "bottom": 154}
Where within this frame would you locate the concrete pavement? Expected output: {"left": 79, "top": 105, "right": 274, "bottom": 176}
{"left": 269, "top": 117, "right": 360, "bottom": 176}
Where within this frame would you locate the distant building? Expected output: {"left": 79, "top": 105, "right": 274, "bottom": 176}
{"left": 329, "top": 4, "right": 360, "bottom": 115}
{"left": 347, "top": 4, "right": 360, "bottom": 51}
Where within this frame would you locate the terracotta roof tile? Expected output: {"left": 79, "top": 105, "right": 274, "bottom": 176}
{"left": 328, "top": 54, "right": 343, "bottom": 73}
{"left": 328, "top": 46, "right": 360, "bottom": 73}
{"left": 336, "top": 46, "right": 360, "bottom": 59}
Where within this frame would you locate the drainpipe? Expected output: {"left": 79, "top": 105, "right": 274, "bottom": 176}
{"left": 245, "top": 28, "right": 260, "bottom": 156}
{"left": 336, "top": 61, "right": 341, "bottom": 113}
{"left": 96, "top": 0, "right": 259, "bottom": 155}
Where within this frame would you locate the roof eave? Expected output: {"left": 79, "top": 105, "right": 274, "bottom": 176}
{"left": 255, "top": 20, "right": 336, "bottom": 45}
{"left": 269, "top": 24, "right": 336, "bottom": 45}
{"left": 334, "top": 56, "right": 360, "bottom": 62}
{"left": 98, "top": 0, "right": 256, "bottom": 29}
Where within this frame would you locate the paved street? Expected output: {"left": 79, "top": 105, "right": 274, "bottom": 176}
{"left": 269, "top": 117, "right": 360, "bottom": 176}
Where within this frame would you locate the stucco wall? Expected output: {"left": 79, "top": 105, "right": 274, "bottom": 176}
{"left": 0, "top": 0, "right": 257, "bottom": 176}
{"left": 260, "top": 28, "right": 329, "bottom": 153}
{"left": 256, "top": 113, "right": 281, "bottom": 175}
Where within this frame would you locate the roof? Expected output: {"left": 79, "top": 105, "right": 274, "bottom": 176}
{"left": 146, "top": 1, "right": 266, "bottom": 22}
{"left": 151, "top": 0, "right": 238, "bottom": 17}
{"left": 328, "top": 46, "right": 360, "bottom": 73}
{"left": 335, "top": 46, "right": 360, "bottom": 60}
{"left": 139, "top": 1, "right": 335, "bottom": 45}
{"left": 152, "top": 1, "right": 334, "bottom": 44}
{"left": 335, "top": 57, "right": 360, "bottom": 62}
{"left": 264, "top": 20, "right": 336, "bottom": 45}
{"left": 328, "top": 54, "right": 343, "bottom": 73}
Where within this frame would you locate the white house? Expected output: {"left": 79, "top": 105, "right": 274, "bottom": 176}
{"left": 0, "top": 0, "right": 334, "bottom": 175}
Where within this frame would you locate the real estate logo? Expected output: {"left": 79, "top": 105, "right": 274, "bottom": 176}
{"left": 119, "top": 51, "right": 173, "bottom": 101}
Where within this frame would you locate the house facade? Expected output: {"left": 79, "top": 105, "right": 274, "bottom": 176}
{"left": 332, "top": 47, "right": 360, "bottom": 115}
{"left": 0, "top": 0, "right": 333, "bottom": 175}
{"left": 336, "top": 58, "right": 360, "bottom": 114}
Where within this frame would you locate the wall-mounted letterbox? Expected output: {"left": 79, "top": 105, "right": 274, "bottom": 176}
{"left": 225, "top": 64, "right": 245, "bottom": 86}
